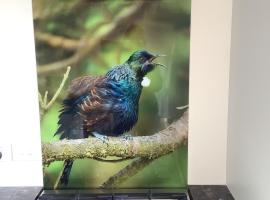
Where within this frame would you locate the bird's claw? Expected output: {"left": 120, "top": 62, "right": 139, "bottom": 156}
{"left": 92, "top": 132, "right": 109, "bottom": 143}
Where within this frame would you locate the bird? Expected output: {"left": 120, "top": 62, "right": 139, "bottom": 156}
{"left": 54, "top": 50, "right": 165, "bottom": 185}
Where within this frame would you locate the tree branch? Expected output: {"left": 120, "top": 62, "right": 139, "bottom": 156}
{"left": 35, "top": 31, "right": 80, "bottom": 50}
{"left": 42, "top": 111, "right": 188, "bottom": 166}
{"left": 37, "top": 1, "right": 149, "bottom": 75}
{"left": 101, "top": 158, "right": 153, "bottom": 188}
{"left": 35, "top": 20, "right": 110, "bottom": 51}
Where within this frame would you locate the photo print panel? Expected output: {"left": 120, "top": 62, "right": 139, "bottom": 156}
{"left": 33, "top": 0, "right": 190, "bottom": 190}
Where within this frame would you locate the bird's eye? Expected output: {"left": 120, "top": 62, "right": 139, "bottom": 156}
{"left": 140, "top": 57, "right": 145, "bottom": 62}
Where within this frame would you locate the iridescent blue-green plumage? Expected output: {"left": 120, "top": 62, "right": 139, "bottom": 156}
{"left": 55, "top": 50, "right": 161, "bottom": 185}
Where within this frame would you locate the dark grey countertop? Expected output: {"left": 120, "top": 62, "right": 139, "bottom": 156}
{"left": 0, "top": 186, "right": 234, "bottom": 200}
{"left": 189, "top": 185, "right": 234, "bottom": 200}
{"left": 0, "top": 187, "right": 41, "bottom": 200}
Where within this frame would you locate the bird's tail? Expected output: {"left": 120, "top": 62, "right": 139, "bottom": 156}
{"left": 53, "top": 160, "right": 73, "bottom": 189}
{"left": 54, "top": 159, "right": 74, "bottom": 188}
{"left": 60, "top": 160, "right": 73, "bottom": 185}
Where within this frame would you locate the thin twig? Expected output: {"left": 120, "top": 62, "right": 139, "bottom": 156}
{"left": 44, "top": 66, "right": 71, "bottom": 110}
{"left": 38, "top": 66, "right": 71, "bottom": 118}
{"left": 43, "top": 91, "right": 48, "bottom": 106}
{"left": 38, "top": 92, "right": 44, "bottom": 108}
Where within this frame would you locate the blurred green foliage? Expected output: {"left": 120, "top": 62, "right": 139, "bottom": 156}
{"left": 33, "top": 0, "right": 190, "bottom": 189}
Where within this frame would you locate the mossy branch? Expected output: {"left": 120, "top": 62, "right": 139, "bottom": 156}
{"left": 42, "top": 111, "right": 188, "bottom": 166}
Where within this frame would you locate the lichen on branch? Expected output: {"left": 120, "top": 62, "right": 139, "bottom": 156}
{"left": 42, "top": 111, "right": 188, "bottom": 166}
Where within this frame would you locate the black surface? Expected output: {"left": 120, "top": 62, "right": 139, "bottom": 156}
{"left": 188, "top": 185, "right": 234, "bottom": 200}
{"left": 0, "top": 186, "right": 235, "bottom": 200}
{"left": 37, "top": 189, "right": 188, "bottom": 200}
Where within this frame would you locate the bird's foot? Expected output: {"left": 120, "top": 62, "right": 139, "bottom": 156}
{"left": 121, "top": 134, "right": 133, "bottom": 140}
{"left": 92, "top": 132, "right": 109, "bottom": 143}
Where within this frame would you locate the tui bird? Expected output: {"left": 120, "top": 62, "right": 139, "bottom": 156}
{"left": 55, "top": 50, "right": 165, "bottom": 185}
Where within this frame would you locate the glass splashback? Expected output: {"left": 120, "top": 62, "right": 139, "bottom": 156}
{"left": 32, "top": 0, "right": 190, "bottom": 190}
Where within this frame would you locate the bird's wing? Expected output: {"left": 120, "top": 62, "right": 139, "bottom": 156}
{"left": 66, "top": 76, "right": 125, "bottom": 135}
{"left": 77, "top": 78, "right": 124, "bottom": 115}
{"left": 67, "top": 75, "right": 105, "bottom": 99}
{"left": 67, "top": 75, "right": 123, "bottom": 112}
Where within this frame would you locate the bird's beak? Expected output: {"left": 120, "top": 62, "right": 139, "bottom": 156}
{"left": 154, "top": 63, "right": 167, "bottom": 69}
{"left": 149, "top": 54, "right": 167, "bottom": 69}
{"left": 149, "top": 54, "right": 166, "bottom": 61}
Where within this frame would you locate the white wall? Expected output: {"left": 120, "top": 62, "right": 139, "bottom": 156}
{"left": 0, "top": 0, "right": 43, "bottom": 186}
{"left": 0, "top": 0, "right": 233, "bottom": 186}
{"left": 188, "top": 0, "right": 232, "bottom": 184}
{"left": 227, "top": 0, "right": 270, "bottom": 199}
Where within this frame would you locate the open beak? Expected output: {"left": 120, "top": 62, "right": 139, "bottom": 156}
{"left": 149, "top": 54, "right": 167, "bottom": 69}
{"left": 154, "top": 63, "right": 167, "bottom": 69}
